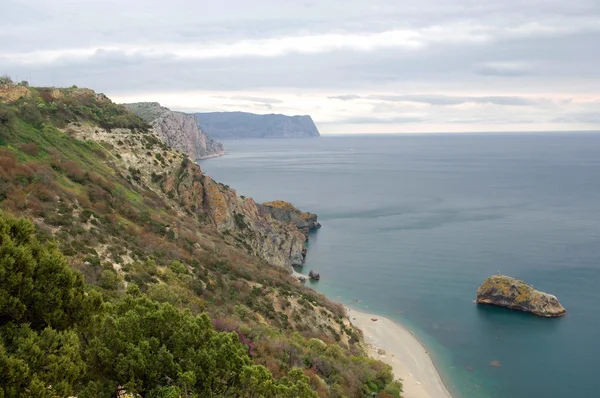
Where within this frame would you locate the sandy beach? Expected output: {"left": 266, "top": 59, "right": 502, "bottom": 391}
{"left": 347, "top": 308, "right": 453, "bottom": 398}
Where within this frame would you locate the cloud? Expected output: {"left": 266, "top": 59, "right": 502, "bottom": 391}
{"left": 230, "top": 96, "right": 283, "bottom": 104}
{"left": 366, "top": 94, "right": 537, "bottom": 106}
{"left": 552, "top": 112, "right": 600, "bottom": 124}
{"left": 2, "top": 0, "right": 600, "bottom": 133}
{"left": 328, "top": 94, "right": 362, "bottom": 101}
{"left": 325, "top": 116, "right": 425, "bottom": 124}
{"left": 4, "top": 16, "right": 600, "bottom": 67}
{"left": 473, "top": 62, "right": 534, "bottom": 77}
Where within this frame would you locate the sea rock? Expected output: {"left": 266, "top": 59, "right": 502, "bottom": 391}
{"left": 309, "top": 270, "right": 321, "bottom": 281}
{"left": 476, "top": 275, "right": 567, "bottom": 317}
{"left": 125, "top": 102, "right": 224, "bottom": 160}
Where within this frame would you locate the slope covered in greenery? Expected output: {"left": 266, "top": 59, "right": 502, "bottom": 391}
{"left": 0, "top": 83, "right": 402, "bottom": 397}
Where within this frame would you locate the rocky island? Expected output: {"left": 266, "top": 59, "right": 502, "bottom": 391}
{"left": 476, "top": 275, "right": 567, "bottom": 317}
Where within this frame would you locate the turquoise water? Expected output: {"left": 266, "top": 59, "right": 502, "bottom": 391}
{"left": 200, "top": 134, "right": 600, "bottom": 398}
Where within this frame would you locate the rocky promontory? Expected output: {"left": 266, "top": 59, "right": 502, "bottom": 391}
{"left": 476, "top": 275, "right": 567, "bottom": 317}
{"left": 258, "top": 200, "right": 321, "bottom": 234}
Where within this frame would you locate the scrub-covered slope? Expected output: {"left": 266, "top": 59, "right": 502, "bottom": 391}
{"left": 0, "top": 81, "right": 402, "bottom": 397}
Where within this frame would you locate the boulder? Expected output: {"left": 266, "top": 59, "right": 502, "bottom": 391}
{"left": 308, "top": 270, "right": 320, "bottom": 281}
{"left": 476, "top": 275, "right": 566, "bottom": 317}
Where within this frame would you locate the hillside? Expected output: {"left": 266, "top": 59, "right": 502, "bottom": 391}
{"left": 0, "top": 82, "right": 401, "bottom": 397}
{"left": 196, "top": 111, "right": 320, "bottom": 139}
{"left": 125, "top": 102, "right": 224, "bottom": 160}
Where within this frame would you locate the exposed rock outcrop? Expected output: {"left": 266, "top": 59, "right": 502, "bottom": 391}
{"left": 195, "top": 111, "right": 320, "bottom": 138}
{"left": 125, "top": 102, "right": 224, "bottom": 160}
{"left": 476, "top": 275, "right": 567, "bottom": 317}
{"left": 0, "top": 83, "right": 30, "bottom": 104}
{"left": 65, "top": 124, "right": 306, "bottom": 269}
{"left": 258, "top": 200, "right": 321, "bottom": 235}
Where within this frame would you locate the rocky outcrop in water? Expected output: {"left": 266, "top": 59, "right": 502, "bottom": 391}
{"left": 258, "top": 200, "right": 321, "bottom": 235}
{"left": 309, "top": 270, "right": 320, "bottom": 281}
{"left": 476, "top": 275, "right": 567, "bottom": 317}
{"left": 195, "top": 111, "right": 320, "bottom": 138}
{"left": 125, "top": 102, "right": 224, "bottom": 160}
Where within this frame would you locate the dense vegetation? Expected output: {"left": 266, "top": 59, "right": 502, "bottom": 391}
{"left": 0, "top": 83, "right": 402, "bottom": 397}
{"left": 0, "top": 212, "right": 316, "bottom": 397}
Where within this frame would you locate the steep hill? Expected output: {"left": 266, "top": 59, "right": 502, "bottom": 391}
{"left": 196, "top": 111, "right": 320, "bottom": 139}
{"left": 125, "top": 102, "right": 224, "bottom": 159}
{"left": 0, "top": 82, "right": 401, "bottom": 397}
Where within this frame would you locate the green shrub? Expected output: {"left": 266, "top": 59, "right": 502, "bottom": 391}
{"left": 169, "top": 260, "right": 187, "bottom": 275}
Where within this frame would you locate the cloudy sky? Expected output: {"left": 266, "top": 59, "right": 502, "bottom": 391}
{"left": 2, "top": 0, "right": 600, "bottom": 133}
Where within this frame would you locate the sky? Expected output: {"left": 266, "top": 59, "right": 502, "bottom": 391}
{"left": 2, "top": 0, "right": 600, "bottom": 134}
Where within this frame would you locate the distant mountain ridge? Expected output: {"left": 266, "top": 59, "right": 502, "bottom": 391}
{"left": 125, "top": 102, "right": 224, "bottom": 159}
{"left": 195, "top": 111, "right": 320, "bottom": 139}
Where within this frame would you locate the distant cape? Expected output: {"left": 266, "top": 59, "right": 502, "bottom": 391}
{"left": 195, "top": 111, "right": 320, "bottom": 139}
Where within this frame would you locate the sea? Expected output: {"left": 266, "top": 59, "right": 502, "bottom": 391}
{"left": 199, "top": 133, "right": 600, "bottom": 398}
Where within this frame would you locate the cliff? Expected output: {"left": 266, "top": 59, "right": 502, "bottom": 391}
{"left": 65, "top": 123, "right": 306, "bottom": 269}
{"left": 195, "top": 111, "right": 320, "bottom": 139}
{"left": 476, "top": 275, "right": 567, "bottom": 317}
{"left": 259, "top": 200, "right": 321, "bottom": 234}
{"left": 125, "top": 102, "right": 224, "bottom": 159}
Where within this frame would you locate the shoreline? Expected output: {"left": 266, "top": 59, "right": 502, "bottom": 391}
{"left": 347, "top": 307, "right": 453, "bottom": 398}
{"left": 197, "top": 151, "right": 227, "bottom": 160}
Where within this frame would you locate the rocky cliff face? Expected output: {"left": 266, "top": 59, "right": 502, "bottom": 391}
{"left": 125, "top": 102, "right": 224, "bottom": 160}
{"left": 258, "top": 200, "right": 321, "bottom": 234}
{"left": 476, "top": 275, "right": 567, "bottom": 317}
{"left": 195, "top": 111, "right": 320, "bottom": 139}
{"left": 64, "top": 123, "right": 306, "bottom": 269}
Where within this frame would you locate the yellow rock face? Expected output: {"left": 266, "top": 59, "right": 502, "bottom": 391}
{"left": 0, "top": 84, "right": 30, "bottom": 104}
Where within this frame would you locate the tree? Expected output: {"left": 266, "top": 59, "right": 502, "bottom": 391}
{"left": 78, "top": 295, "right": 316, "bottom": 397}
{"left": 0, "top": 212, "right": 86, "bottom": 330}
{"left": 0, "top": 75, "right": 13, "bottom": 85}
{"left": 0, "top": 212, "right": 88, "bottom": 397}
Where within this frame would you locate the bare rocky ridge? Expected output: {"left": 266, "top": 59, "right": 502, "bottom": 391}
{"left": 125, "top": 102, "right": 224, "bottom": 160}
{"left": 476, "top": 275, "right": 567, "bottom": 317}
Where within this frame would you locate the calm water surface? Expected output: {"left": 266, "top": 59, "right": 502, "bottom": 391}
{"left": 200, "top": 134, "right": 600, "bottom": 398}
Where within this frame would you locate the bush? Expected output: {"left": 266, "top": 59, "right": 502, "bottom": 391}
{"left": 99, "top": 269, "right": 120, "bottom": 290}
{"left": 169, "top": 260, "right": 187, "bottom": 274}
{"left": 20, "top": 142, "right": 39, "bottom": 156}
{"left": 0, "top": 75, "right": 13, "bottom": 85}
{"left": 0, "top": 105, "right": 15, "bottom": 127}
{"left": 17, "top": 101, "right": 44, "bottom": 126}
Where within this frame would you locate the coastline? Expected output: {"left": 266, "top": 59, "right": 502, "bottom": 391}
{"left": 197, "top": 151, "right": 227, "bottom": 160}
{"left": 347, "top": 307, "right": 453, "bottom": 398}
